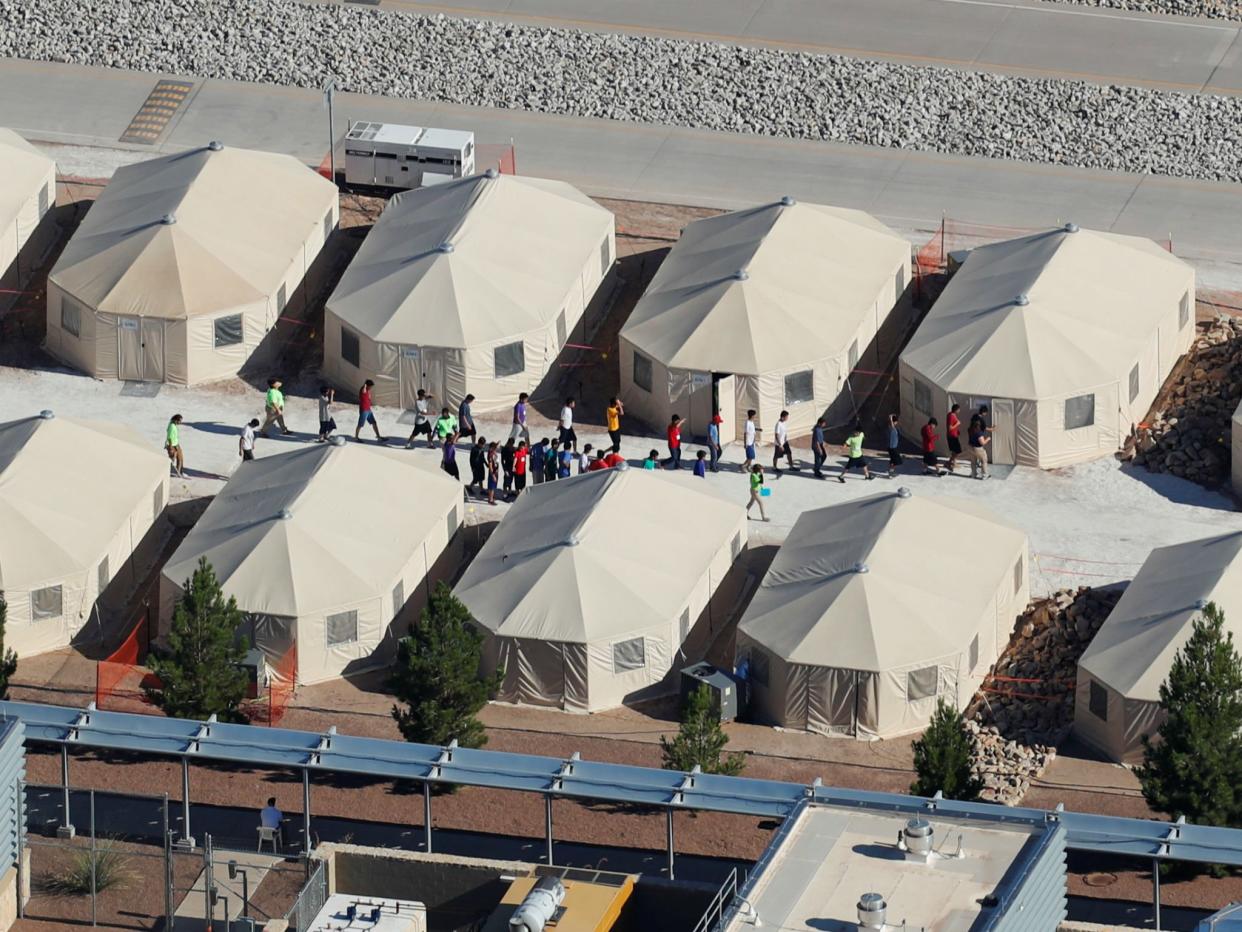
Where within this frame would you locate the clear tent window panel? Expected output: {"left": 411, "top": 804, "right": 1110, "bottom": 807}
{"left": 1089, "top": 679, "right": 1108, "bottom": 721}
{"left": 913, "top": 378, "right": 932, "bottom": 415}
{"left": 1064, "top": 394, "right": 1095, "bottom": 430}
{"left": 784, "top": 370, "right": 814, "bottom": 406}
{"left": 847, "top": 340, "right": 859, "bottom": 372}
{"left": 61, "top": 298, "right": 80, "bottom": 338}
{"left": 276, "top": 283, "right": 288, "bottom": 314}
{"left": 494, "top": 341, "right": 525, "bottom": 379}
{"left": 906, "top": 666, "right": 938, "bottom": 701}
{"left": 323, "top": 209, "right": 334, "bottom": 244}
{"left": 153, "top": 484, "right": 164, "bottom": 516}
{"left": 969, "top": 635, "right": 979, "bottom": 673}
{"left": 679, "top": 608, "right": 691, "bottom": 642}
{"left": 750, "top": 649, "right": 770, "bottom": 687}
{"left": 392, "top": 581, "right": 404, "bottom": 618}
{"left": 633, "top": 352, "right": 653, "bottom": 393}
{"left": 31, "top": 586, "right": 63, "bottom": 621}
{"left": 341, "top": 327, "right": 360, "bottom": 368}
{"left": 326, "top": 610, "right": 359, "bottom": 646}
{"left": 612, "top": 637, "right": 646, "bottom": 673}
{"left": 1180, "top": 292, "right": 1191, "bottom": 328}
{"left": 38, "top": 183, "right": 50, "bottom": 217}
{"left": 556, "top": 310, "right": 567, "bottom": 348}
{"left": 600, "top": 237, "right": 611, "bottom": 276}
{"left": 1014, "top": 557, "right": 1023, "bottom": 595}
{"left": 731, "top": 532, "right": 743, "bottom": 560}
{"left": 214, "top": 314, "right": 243, "bottom": 348}
{"left": 98, "top": 556, "right": 109, "bottom": 596}
{"left": 1129, "top": 363, "right": 1140, "bottom": 404}
{"left": 447, "top": 506, "right": 458, "bottom": 543}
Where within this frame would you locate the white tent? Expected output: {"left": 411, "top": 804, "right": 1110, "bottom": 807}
{"left": 0, "top": 128, "right": 56, "bottom": 305}
{"left": 324, "top": 171, "right": 615, "bottom": 413}
{"left": 159, "top": 441, "right": 463, "bottom": 685}
{"left": 454, "top": 468, "right": 747, "bottom": 712}
{"left": 619, "top": 198, "right": 910, "bottom": 442}
{"left": 1075, "top": 533, "right": 1242, "bottom": 764}
{"left": 899, "top": 226, "right": 1194, "bottom": 469}
{"left": 0, "top": 412, "right": 169, "bottom": 658}
{"left": 46, "top": 142, "right": 338, "bottom": 385}
{"left": 736, "top": 490, "right": 1028, "bottom": 739}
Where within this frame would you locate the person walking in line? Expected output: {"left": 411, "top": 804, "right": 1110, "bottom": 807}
{"left": 708, "top": 411, "right": 722, "bottom": 473}
{"left": 501, "top": 438, "right": 516, "bottom": 497}
{"left": 355, "top": 380, "right": 385, "bottom": 443}
{"left": 557, "top": 440, "right": 574, "bottom": 479}
{"left": 968, "top": 416, "right": 991, "bottom": 479}
{"left": 945, "top": 403, "right": 963, "bottom": 473}
{"left": 743, "top": 410, "right": 759, "bottom": 472}
{"left": 165, "top": 414, "right": 185, "bottom": 478}
{"left": 513, "top": 440, "right": 529, "bottom": 493}
{"left": 485, "top": 441, "right": 500, "bottom": 505}
{"left": 558, "top": 397, "right": 578, "bottom": 450}
{"left": 838, "top": 423, "right": 873, "bottom": 483}
{"left": 406, "top": 389, "right": 434, "bottom": 449}
{"left": 317, "top": 386, "right": 336, "bottom": 442}
{"left": 811, "top": 417, "right": 828, "bottom": 479}
{"left": 457, "top": 394, "right": 477, "bottom": 445}
{"left": 433, "top": 407, "right": 457, "bottom": 448}
{"left": 772, "top": 410, "right": 795, "bottom": 475}
{"left": 261, "top": 378, "right": 291, "bottom": 437}
{"left": 921, "top": 416, "right": 945, "bottom": 476}
{"left": 746, "top": 463, "right": 769, "bottom": 521}
{"left": 578, "top": 443, "right": 594, "bottom": 475}
{"left": 545, "top": 442, "right": 560, "bottom": 483}
{"left": 441, "top": 432, "right": 461, "bottom": 481}
{"left": 665, "top": 415, "right": 683, "bottom": 470}
{"left": 468, "top": 435, "right": 487, "bottom": 494}
{"left": 239, "top": 418, "right": 259, "bottom": 462}
{"left": 643, "top": 449, "right": 659, "bottom": 470}
{"left": 510, "top": 392, "right": 531, "bottom": 445}
{"left": 886, "top": 413, "right": 903, "bottom": 479}
{"left": 693, "top": 449, "right": 708, "bottom": 478}
{"left": 588, "top": 449, "right": 610, "bottom": 472}
{"left": 530, "top": 437, "right": 548, "bottom": 486}
{"left": 606, "top": 397, "right": 624, "bottom": 453}
{"left": 602, "top": 449, "right": 625, "bottom": 468}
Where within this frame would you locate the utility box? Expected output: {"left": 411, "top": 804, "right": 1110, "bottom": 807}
{"left": 679, "top": 663, "right": 741, "bottom": 722}
{"left": 344, "top": 122, "right": 476, "bottom": 191}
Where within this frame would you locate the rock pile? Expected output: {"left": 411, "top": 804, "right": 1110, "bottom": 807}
{"left": 1049, "top": 0, "right": 1242, "bottom": 22}
{"left": 1131, "top": 316, "right": 1242, "bottom": 487}
{"left": 966, "top": 587, "right": 1120, "bottom": 805}
{"left": 4, "top": 0, "right": 1242, "bottom": 182}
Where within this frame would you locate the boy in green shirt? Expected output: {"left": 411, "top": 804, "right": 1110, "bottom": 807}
{"left": 838, "top": 424, "right": 873, "bottom": 483}
{"left": 165, "top": 414, "right": 184, "bottom": 478}
{"left": 433, "top": 407, "right": 458, "bottom": 447}
{"left": 746, "top": 464, "right": 768, "bottom": 521}
{"left": 261, "top": 378, "right": 291, "bottom": 437}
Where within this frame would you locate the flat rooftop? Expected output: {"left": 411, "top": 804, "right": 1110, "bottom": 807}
{"left": 727, "top": 805, "right": 1042, "bottom": 932}
{"left": 308, "top": 893, "right": 425, "bottom": 931}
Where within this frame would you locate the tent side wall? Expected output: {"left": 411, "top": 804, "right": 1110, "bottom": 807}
{"left": 1234, "top": 402, "right": 1242, "bottom": 497}
{"left": 1072, "top": 673, "right": 1164, "bottom": 765}
{"left": 1, "top": 164, "right": 57, "bottom": 313}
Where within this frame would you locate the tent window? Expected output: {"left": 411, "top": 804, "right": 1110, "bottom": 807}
{"left": 494, "top": 341, "right": 525, "bottom": 379}
{"left": 32, "top": 585, "right": 63, "bottom": 621}
{"left": 913, "top": 378, "right": 932, "bottom": 415}
{"left": 906, "top": 666, "right": 938, "bottom": 701}
{"left": 39, "top": 183, "right": 50, "bottom": 217}
{"left": 276, "top": 283, "right": 288, "bottom": 315}
{"left": 633, "top": 352, "right": 653, "bottom": 393}
{"left": 600, "top": 237, "right": 611, "bottom": 276}
{"left": 341, "top": 327, "right": 360, "bottom": 368}
{"left": 730, "top": 531, "right": 743, "bottom": 560}
{"left": 98, "top": 556, "right": 109, "bottom": 595}
{"left": 153, "top": 484, "right": 164, "bottom": 516}
{"left": 1129, "top": 363, "right": 1140, "bottom": 404}
{"left": 61, "top": 298, "right": 81, "bottom": 338}
{"left": 612, "top": 637, "right": 646, "bottom": 673}
{"left": 447, "top": 505, "right": 458, "bottom": 542}
{"left": 968, "top": 634, "right": 979, "bottom": 673}
{"left": 895, "top": 266, "right": 905, "bottom": 298}
{"left": 1014, "top": 557, "right": 1023, "bottom": 595}
{"left": 847, "top": 340, "right": 859, "bottom": 372}
{"left": 1064, "top": 393, "right": 1095, "bottom": 430}
{"left": 323, "top": 209, "right": 334, "bottom": 244}
{"left": 679, "top": 608, "right": 691, "bottom": 642}
{"left": 392, "top": 581, "right": 404, "bottom": 618}
{"left": 784, "top": 370, "right": 814, "bottom": 406}
{"left": 326, "top": 610, "right": 359, "bottom": 646}
{"left": 556, "top": 310, "right": 567, "bottom": 348}
{"left": 749, "top": 650, "right": 770, "bottom": 687}
{"left": 1089, "top": 679, "right": 1108, "bottom": 721}
{"left": 1179, "top": 291, "right": 1191, "bottom": 329}
{"left": 214, "top": 314, "right": 244, "bottom": 349}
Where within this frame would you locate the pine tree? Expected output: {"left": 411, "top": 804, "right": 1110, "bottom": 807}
{"left": 660, "top": 684, "right": 745, "bottom": 776}
{"left": 0, "top": 596, "right": 18, "bottom": 699}
{"left": 1137, "top": 602, "right": 1242, "bottom": 831}
{"left": 910, "top": 699, "right": 983, "bottom": 801}
{"left": 145, "top": 558, "right": 250, "bottom": 722}
{"left": 390, "top": 582, "right": 499, "bottom": 748}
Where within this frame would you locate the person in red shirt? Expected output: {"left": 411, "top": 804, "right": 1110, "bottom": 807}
{"left": 354, "top": 379, "right": 385, "bottom": 443}
{"left": 513, "top": 440, "right": 529, "bottom": 494}
{"left": 665, "top": 415, "right": 683, "bottom": 470}
{"left": 945, "top": 403, "right": 962, "bottom": 473}
{"left": 587, "top": 452, "right": 609, "bottom": 472}
{"left": 920, "top": 416, "right": 944, "bottom": 476}
{"left": 602, "top": 450, "right": 626, "bottom": 468}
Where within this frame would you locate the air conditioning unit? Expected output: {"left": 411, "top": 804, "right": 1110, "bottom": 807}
{"left": 679, "top": 662, "right": 741, "bottom": 722}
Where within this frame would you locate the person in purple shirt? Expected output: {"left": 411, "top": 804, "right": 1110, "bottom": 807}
{"left": 510, "top": 392, "right": 531, "bottom": 445}
{"left": 441, "top": 432, "right": 460, "bottom": 481}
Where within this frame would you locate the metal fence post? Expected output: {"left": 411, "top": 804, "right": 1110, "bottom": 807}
{"left": 302, "top": 767, "right": 311, "bottom": 856}
{"left": 545, "top": 795, "right": 553, "bottom": 866}
{"left": 163, "top": 794, "right": 173, "bottom": 930}
{"left": 423, "top": 781, "right": 432, "bottom": 854}
{"left": 203, "top": 834, "right": 213, "bottom": 932}
{"left": 58, "top": 746, "right": 74, "bottom": 837}
{"left": 1153, "top": 858, "right": 1161, "bottom": 931}
{"left": 89, "top": 790, "right": 97, "bottom": 927}
{"left": 16, "top": 776, "right": 25, "bottom": 919}
{"left": 181, "top": 757, "right": 192, "bottom": 846}
{"left": 666, "top": 809, "right": 675, "bottom": 881}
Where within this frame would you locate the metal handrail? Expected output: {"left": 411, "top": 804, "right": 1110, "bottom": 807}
{"left": 691, "top": 866, "right": 738, "bottom": 932}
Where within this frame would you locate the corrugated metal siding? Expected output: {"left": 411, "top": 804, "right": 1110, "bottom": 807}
{"left": 990, "top": 822, "right": 1067, "bottom": 932}
{"left": 0, "top": 719, "right": 25, "bottom": 872}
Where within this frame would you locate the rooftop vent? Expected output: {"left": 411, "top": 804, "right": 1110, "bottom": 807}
{"left": 509, "top": 876, "right": 566, "bottom": 932}
{"left": 896, "top": 487, "right": 912, "bottom": 499}
{"left": 1014, "top": 293, "right": 1029, "bottom": 307}
{"left": 485, "top": 167, "right": 499, "bottom": 179}
{"left": 207, "top": 140, "right": 223, "bottom": 152}
{"left": 780, "top": 195, "right": 796, "bottom": 207}
{"left": 438, "top": 242, "right": 455, "bottom": 254}
{"left": 857, "top": 893, "right": 887, "bottom": 930}
{"left": 38, "top": 409, "right": 54, "bottom": 420}
{"left": 277, "top": 508, "right": 293, "bottom": 521}
{"left": 1195, "top": 598, "right": 1209, "bottom": 611}
{"left": 733, "top": 268, "right": 750, "bottom": 282}
{"left": 852, "top": 562, "right": 869, "bottom": 575}
{"left": 902, "top": 818, "right": 934, "bottom": 858}
{"left": 160, "top": 213, "right": 177, "bottom": 226}
{"left": 1064, "top": 222, "right": 1079, "bottom": 233}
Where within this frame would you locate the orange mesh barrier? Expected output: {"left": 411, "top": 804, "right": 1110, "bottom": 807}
{"left": 95, "top": 614, "right": 159, "bottom": 713}
{"left": 246, "top": 643, "right": 297, "bottom": 726}
{"left": 476, "top": 143, "right": 517, "bottom": 176}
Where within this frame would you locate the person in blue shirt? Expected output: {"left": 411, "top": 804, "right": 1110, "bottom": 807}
{"left": 558, "top": 441, "right": 574, "bottom": 479}
{"left": 693, "top": 449, "right": 707, "bottom": 478}
{"left": 707, "top": 413, "right": 722, "bottom": 473}
{"left": 811, "top": 417, "right": 828, "bottom": 479}
{"left": 530, "top": 438, "right": 548, "bottom": 485}
{"left": 886, "top": 413, "right": 903, "bottom": 478}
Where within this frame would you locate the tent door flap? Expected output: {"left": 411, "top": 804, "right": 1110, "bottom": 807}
{"left": 991, "top": 398, "right": 1016, "bottom": 465}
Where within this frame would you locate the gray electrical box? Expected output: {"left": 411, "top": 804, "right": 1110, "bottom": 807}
{"left": 679, "top": 662, "right": 740, "bottom": 722}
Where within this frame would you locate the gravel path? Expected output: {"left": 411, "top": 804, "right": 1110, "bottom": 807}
{"left": 4, "top": 0, "right": 1242, "bottom": 183}
{"left": 1043, "top": 0, "right": 1242, "bottom": 22}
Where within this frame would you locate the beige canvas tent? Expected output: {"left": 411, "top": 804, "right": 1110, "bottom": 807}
{"left": 0, "top": 411, "right": 169, "bottom": 658}
{"left": 1075, "top": 533, "right": 1242, "bottom": 764}
{"left": 899, "top": 225, "right": 1194, "bottom": 469}
{"left": 454, "top": 468, "right": 747, "bottom": 712}
{"left": 1233, "top": 400, "right": 1242, "bottom": 497}
{"left": 324, "top": 171, "right": 615, "bottom": 413}
{"left": 46, "top": 142, "right": 338, "bottom": 385}
{"left": 619, "top": 198, "right": 910, "bottom": 442}
{"left": 159, "top": 441, "right": 462, "bottom": 685}
{"left": 736, "top": 489, "right": 1028, "bottom": 739}
{"left": 1, "top": 128, "right": 57, "bottom": 305}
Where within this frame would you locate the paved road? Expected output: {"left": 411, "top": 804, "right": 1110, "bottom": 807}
{"left": 5, "top": 58, "right": 1242, "bottom": 268}
{"left": 316, "top": 0, "right": 1242, "bottom": 94}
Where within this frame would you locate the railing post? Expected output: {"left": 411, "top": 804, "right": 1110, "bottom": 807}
{"left": 545, "top": 795, "right": 553, "bottom": 866}
{"left": 1153, "top": 858, "right": 1161, "bottom": 931}
{"left": 89, "top": 789, "right": 96, "bottom": 927}
{"left": 666, "top": 808, "right": 675, "bottom": 880}
{"left": 423, "top": 781, "right": 433, "bottom": 854}
{"left": 57, "top": 746, "right": 74, "bottom": 838}
{"left": 302, "top": 768, "right": 311, "bottom": 856}
{"left": 180, "top": 757, "right": 193, "bottom": 847}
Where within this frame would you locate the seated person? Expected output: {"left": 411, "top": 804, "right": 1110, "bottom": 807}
{"left": 260, "top": 796, "right": 283, "bottom": 843}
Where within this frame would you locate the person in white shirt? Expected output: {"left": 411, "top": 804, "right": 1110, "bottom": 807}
{"left": 578, "top": 443, "right": 593, "bottom": 474}
{"left": 260, "top": 796, "right": 283, "bottom": 844}
{"left": 558, "top": 397, "right": 577, "bottom": 450}
{"left": 239, "top": 419, "right": 259, "bottom": 462}
{"left": 743, "top": 409, "right": 759, "bottom": 472}
{"left": 772, "top": 409, "right": 796, "bottom": 475}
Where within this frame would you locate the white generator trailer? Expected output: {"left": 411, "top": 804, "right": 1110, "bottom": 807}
{"left": 344, "top": 121, "right": 476, "bottom": 190}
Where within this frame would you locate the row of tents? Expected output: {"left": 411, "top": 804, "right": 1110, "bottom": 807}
{"left": 0, "top": 409, "right": 1229, "bottom": 760}
{"left": 3, "top": 131, "right": 1197, "bottom": 471}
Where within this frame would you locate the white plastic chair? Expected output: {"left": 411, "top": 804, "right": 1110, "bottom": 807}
{"left": 257, "top": 825, "right": 280, "bottom": 853}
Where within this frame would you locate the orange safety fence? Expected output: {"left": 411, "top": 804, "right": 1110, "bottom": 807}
{"left": 95, "top": 612, "right": 161, "bottom": 713}
{"left": 246, "top": 643, "right": 297, "bottom": 726}
{"left": 476, "top": 142, "right": 518, "bottom": 176}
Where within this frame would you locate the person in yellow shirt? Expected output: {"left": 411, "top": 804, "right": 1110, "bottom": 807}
{"left": 261, "top": 378, "right": 291, "bottom": 437}
{"left": 838, "top": 423, "right": 873, "bottom": 483}
{"left": 605, "top": 397, "right": 624, "bottom": 453}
